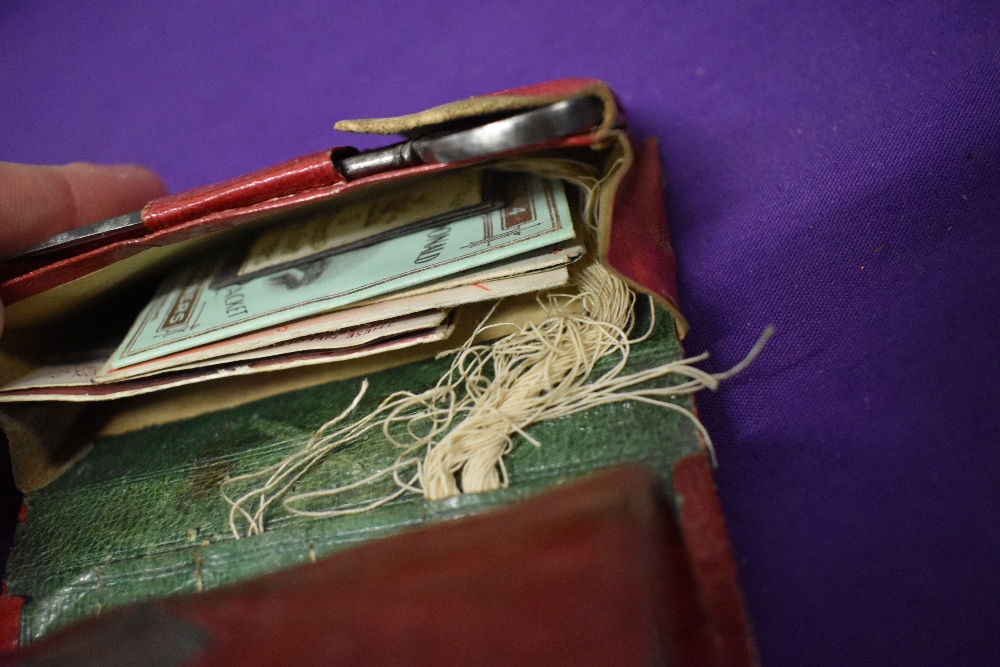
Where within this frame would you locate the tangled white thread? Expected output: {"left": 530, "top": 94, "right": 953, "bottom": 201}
{"left": 222, "top": 259, "right": 772, "bottom": 538}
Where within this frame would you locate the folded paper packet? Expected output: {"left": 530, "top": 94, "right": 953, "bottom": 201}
{"left": 0, "top": 79, "right": 756, "bottom": 663}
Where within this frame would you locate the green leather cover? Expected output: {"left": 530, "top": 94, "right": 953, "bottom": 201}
{"left": 6, "top": 302, "right": 702, "bottom": 644}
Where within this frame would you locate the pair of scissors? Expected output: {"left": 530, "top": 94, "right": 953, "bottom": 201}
{"left": 7, "top": 97, "right": 605, "bottom": 261}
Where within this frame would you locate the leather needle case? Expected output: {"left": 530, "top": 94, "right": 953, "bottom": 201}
{"left": 0, "top": 79, "right": 758, "bottom": 665}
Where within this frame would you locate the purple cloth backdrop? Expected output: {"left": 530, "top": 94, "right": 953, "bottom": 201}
{"left": 2, "top": 2, "right": 997, "bottom": 664}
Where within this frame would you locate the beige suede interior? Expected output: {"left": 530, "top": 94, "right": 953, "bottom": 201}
{"left": 335, "top": 82, "right": 619, "bottom": 143}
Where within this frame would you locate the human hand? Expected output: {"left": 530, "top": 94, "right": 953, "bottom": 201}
{"left": 0, "top": 161, "right": 166, "bottom": 334}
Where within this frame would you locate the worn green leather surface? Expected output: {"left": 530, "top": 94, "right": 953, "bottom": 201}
{"left": 6, "top": 302, "right": 703, "bottom": 643}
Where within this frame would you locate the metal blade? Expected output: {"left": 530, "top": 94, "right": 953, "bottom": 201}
{"left": 335, "top": 96, "right": 605, "bottom": 180}
{"left": 7, "top": 210, "right": 144, "bottom": 261}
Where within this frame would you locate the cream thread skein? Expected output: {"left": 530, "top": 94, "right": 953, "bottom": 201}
{"left": 222, "top": 258, "right": 771, "bottom": 538}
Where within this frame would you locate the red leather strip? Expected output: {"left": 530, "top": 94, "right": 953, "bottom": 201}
{"left": 673, "top": 453, "right": 760, "bottom": 667}
{"left": 141, "top": 148, "right": 352, "bottom": 232}
{"left": 0, "top": 584, "right": 22, "bottom": 652}
{"left": 605, "top": 136, "right": 681, "bottom": 311}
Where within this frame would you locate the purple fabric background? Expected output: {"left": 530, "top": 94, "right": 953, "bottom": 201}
{"left": 2, "top": 1, "right": 997, "bottom": 664}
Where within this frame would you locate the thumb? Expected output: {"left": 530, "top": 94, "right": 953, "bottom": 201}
{"left": 0, "top": 161, "right": 167, "bottom": 258}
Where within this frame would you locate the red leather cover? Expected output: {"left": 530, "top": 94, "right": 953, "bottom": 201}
{"left": 605, "top": 136, "right": 683, "bottom": 325}
{"left": 1, "top": 466, "right": 753, "bottom": 667}
{"left": 485, "top": 77, "right": 604, "bottom": 98}
{"left": 674, "top": 455, "right": 759, "bottom": 666}
{"left": 0, "top": 586, "right": 21, "bottom": 654}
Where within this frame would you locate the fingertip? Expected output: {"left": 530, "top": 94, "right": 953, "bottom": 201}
{"left": 0, "top": 161, "right": 168, "bottom": 257}
{"left": 62, "top": 162, "right": 168, "bottom": 209}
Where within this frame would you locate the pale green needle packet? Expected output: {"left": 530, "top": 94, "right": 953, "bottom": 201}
{"left": 106, "top": 175, "right": 576, "bottom": 371}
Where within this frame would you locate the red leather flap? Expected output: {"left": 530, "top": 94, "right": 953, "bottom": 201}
{"left": 604, "top": 136, "right": 687, "bottom": 337}
{"left": 9, "top": 466, "right": 752, "bottom": 666}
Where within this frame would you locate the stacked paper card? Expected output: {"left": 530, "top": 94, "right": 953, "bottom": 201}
{"left": 0, "top": 171, "right": 583, "bottom": 402}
